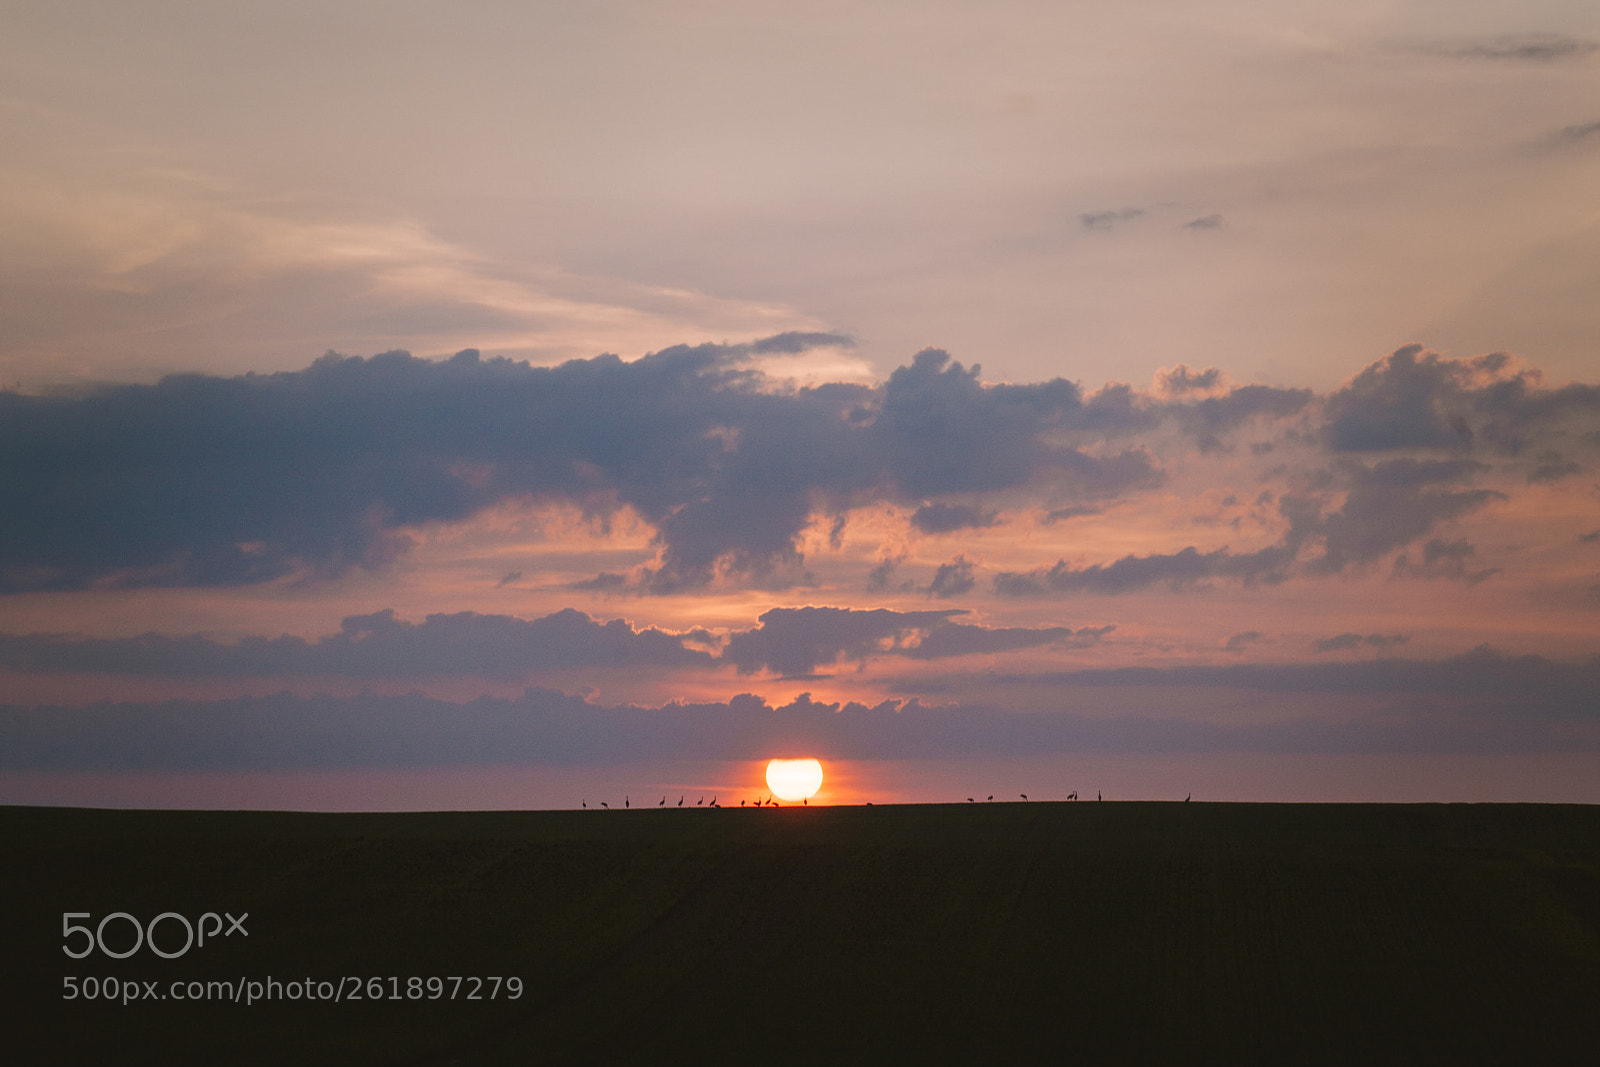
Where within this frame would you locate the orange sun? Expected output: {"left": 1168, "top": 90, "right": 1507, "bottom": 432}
{"left": 765, "top": 758, "right": 824, "bottom": 801}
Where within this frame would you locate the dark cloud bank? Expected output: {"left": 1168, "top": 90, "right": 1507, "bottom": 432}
{"left": 0, "top": 337, "right": 1308, "bottom": 594}
{"left": 3, "top": 647, "right": 1595, "bottom": 771}
{"left": 2, "top": 339, "right": 1593, "bottom": 597}
{"left": 0, "top": 606, "right": 1108, "bottom": 681}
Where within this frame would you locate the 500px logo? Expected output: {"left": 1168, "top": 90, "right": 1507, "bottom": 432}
{"left": 62, "top": 912, "right": 248, "bottom": 960}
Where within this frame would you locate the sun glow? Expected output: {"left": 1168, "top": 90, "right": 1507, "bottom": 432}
{"left": 765, "top": 758, "right": 824, "bottom": 801}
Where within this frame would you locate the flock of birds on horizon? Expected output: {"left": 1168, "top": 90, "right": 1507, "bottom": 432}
{"left": 581, "top": 791, "right": 1193, "bottom": 809}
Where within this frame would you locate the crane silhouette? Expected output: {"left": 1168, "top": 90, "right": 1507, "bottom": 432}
{"left": 624, "top": 795, "right": 629, "bottom": 809}
{"left": 659, "top": 796, "right": 666, "bottom": 806}
{"left": 600, "top": 801, "right": 609, "bottom": 809}
{"left": 1020, "top": 794, "right": 1028, "bottom": 801}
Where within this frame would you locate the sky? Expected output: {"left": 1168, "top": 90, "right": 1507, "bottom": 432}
{"left": 2, "top": 1, "right": 1598, "bottom": 808}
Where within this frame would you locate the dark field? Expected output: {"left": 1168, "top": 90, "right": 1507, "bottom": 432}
{"left": 5, "top": 802, "right": 1599, "bottom": 1064}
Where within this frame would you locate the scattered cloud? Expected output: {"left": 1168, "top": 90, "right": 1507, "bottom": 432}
{"left": 865, "top": 553, "right": 909, "bottom": 593}
{"left": 718, "top": 605, "right": 1103, "bottom": 677}
{"left": 1392, "top": 538, "right": 1498, "bottom": 584}
{"left": 1528, "top": 449, "right": 1582, "bottom": 484}
{"left": 1224, "top": 631, "right": 1263, "bottom": 652}
{"left": 1434, "top": 35, "right": 1599, "bottom": 63}
{"left": 995, "top": 541, "right": 1298, "bottom": 596}
{"left": 927, "top": 556, "right": 977, "bottom": 599}
{"left": 1080, "top": 208, "right": 1145, "bottom": 230}
{"left": 1313, "top": 632, "right": 1409, "bottom": 654}
{"left": 909, "top": 503, "right": 1000, "bottom": 534}
{"left": 1558, "top": 120, "right": 1600, "bottom": 142}
{"left": 1183, "top": 215, "right": 1224, "bottom": 230}
{"left": 1155, "top": 365, "right": 1227, "bottom": 397}
{"left": 1042, "top": 504, "right": 1101, "bottom": 523}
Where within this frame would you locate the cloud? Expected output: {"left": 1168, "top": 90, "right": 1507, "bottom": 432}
{"left": 909, "top": 503, "right": 999, "bottom": 534}
{"left": 988, "top": 645, "right": 1600, "bottom": 704}
{"left": 1323, "top": 345, "right": 1480, "bottom": 452}
{"left": 1183, "top": 215, "right": 1224, "bottom": 230}
{"left": 865, "top": 553, "right": 908, "bottom": 593}
{"left": 1323, "top": 345, "right": 1600, "bottom": 456}
{"left": 1558, "top": 120, "right": 1600, "bottom": 142}
{"left": 1391, "top": 538, "right": 1498, "bottom": 584}
{"left": 718, "top": 605, "right": 1102, "bottom": 677}
{"left": 1436, "top": 35, "right": 1599, "bottom": 62}
{"left": 996, "top": 450, "right": 1505, "bottom": 595}
{"left": 1042, "top": 505, "right": 1101, "bottom": 523}
{"left": 927, "top": 556, "right": 977, "bottom": 599}
{"left": 5, "top": 341, "right": 1590, "bottom": 596}
{"left": 1312, "top": 478, "right": 1503, "bottom": 573}
{"left": 1528, "top": 449, "right": 1582, "bottom": 484}
{"left": 5, "top": 647, "right": 1594, "bottom": 771}
{"left": 1224, "top": 631, "right": 1263, "bottom": 652}
{"left": 0, "top": 342, "right": 1171, "bottom": 594}
{"left": 0, "top": 608, "right": 713, "bottom": 681}
{"left": 1080, "top": 208, "right": 1145, "bottom": 230}
{"left": 1169, "top": 383, "right": 1314, "bottom": 450}
{"left": 994, "top": 541, "right": 1298, "bottom": 596}
{"left": 1580, "top": 530, "right": 1600, "bottom": 544}
{"left": 1313, "top": 632, "right": 1409, "bottom": 653}
{"left": 1155, "top": 365, "right": 1226, "bottom": 396}
{"left": 747, "top": 331, "right": 857, "bottom": 354}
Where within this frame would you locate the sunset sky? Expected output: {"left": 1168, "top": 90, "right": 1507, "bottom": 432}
{"left": 3, "top": 1, "right": 1598, "bottom": 807}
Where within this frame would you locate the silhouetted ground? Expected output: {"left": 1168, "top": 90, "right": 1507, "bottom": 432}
{"left": 6, "top": 802, "right": 1598, "bottom": 1064}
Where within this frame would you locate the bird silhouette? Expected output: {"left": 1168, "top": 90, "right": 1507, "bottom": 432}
{"left": 987, "top": 795, "right": 994, "bottom": 801}
{"left": 678, "top": 796, "right": 684, "bottom": 807}
{"left": 600, "top": 801, "right": 609, "bottom": 809}
{"left": 625, "top": 795, "right": 629, "bottom": 809}
{"left": 1098, "top": 791, "right": 1102, "bottom": 801}
{"left": 697, "top": 796, "right": 704, "bottom": 806}
{"left": 710, "top": 796, "right": 717, "bottom": 807}
{"left": 1185, "top": 793, "right": 1191, "bottom": 802}
{"left": 741, "top": 799, "right": 746, "bottom": 807}
{"left": 1020, "top": 794, "right": 1028, "bottom": 801}
{"left": 1068, "top": 791, "right": 1077, "bottom": 801}
{"left": 659, "top": 796, "right": 666, "bottom": 806}
{"left": 967, "top": 797, "right": 975, "bottom": 803}
{"left": 582, "top": 800, "right": 587, "bottom": 808}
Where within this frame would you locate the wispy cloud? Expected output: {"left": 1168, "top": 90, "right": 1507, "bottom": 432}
{"left": 1431, "top": 35, "right": 1599, "bottom": 63}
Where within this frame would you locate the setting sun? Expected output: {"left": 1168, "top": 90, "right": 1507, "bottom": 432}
{"left": 765, "top": 758, "right": 824, "bottom": 802}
